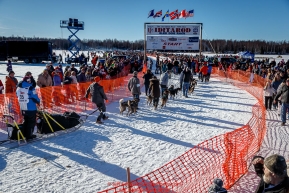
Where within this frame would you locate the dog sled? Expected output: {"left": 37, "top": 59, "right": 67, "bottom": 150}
{"left": 1, "top": 110, "right": 84, "bottom": 148}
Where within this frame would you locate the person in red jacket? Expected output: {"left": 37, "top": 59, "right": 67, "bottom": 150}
{"left": 91, "top": 54, "right": 98, "bottom": 67}
{"left": 5, "top": 71, "right": 18, "bottom": 93}
{"left": 199, "top": 63, "right": 208, "bottom": 82}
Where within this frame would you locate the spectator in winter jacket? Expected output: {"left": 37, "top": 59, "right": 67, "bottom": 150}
{"left": 160, "top": 70, "right": 170, "bottom": 95}
{"left": 161, "top": 60, "right": 168, "bottom": 73}
{"left": 16, "top": 76, "right": 40, "bottom": 140}
{"left": 274, "top": 78, "right": 289, "bottom": 126}
{"left": 142, "top": 69, "right": 153, "bottom": 96}
{"left": 180, "top": 67, "right": 192, "bottom": 98}
{"left": 91, "top": 68, "right": 101, "bottom": 79}
{"left": 64, "top": 66, "right": 71, "bottom": 75}
{"left": 173, "top": 60, "right": 179, "bottom": 75}
{"left": 85, "top": 70, "right": 92, "bottom": 82}
{"left": 128, "top": 71, "right": 141, "bottom": 103}
{"left": 6, "top": 60, "right": 12, "bottom": 72}
{"left": 264, "top": 80, "right": 276, "bottom": 110}
{"left": 53, "top": 70, "right": 62, "bottom": 86}
{"left": 63, "top": 71, "right": 72, "bottom": 85}
{"left": 70, "top": 71, "right": 78, "bottom": 84}
{"left": 55, "top": 65, "right": 63, "bottom": 81}
{"left": 207, "top": 64, "right": 213, "bottom": 81}
{"left": 77, "top": 68, "right": 87, "bottom": 83}
{"left": 199, "top": 63, "right": 208, "bottom": 82}
{"left": 91, "top": 54, "right": 98, "bottom": 67}
{"left": 0, "top": 80, "right": 4, "bottom": 94}
{"left": 37, "top": 69, "right": 52, "bottom": 88}
{"left": 85, "top": 76, "right": 108, "bottom": 124}
{"left": 252, "top": 154, "right": 289, "bottom": 193}
{"left": 5, "top": 70, "right": 18, "bottom": 93}
{"left": 272, "top": 73, "right": 283, "bottom": 109}
{"left": 45, "top": 63, "right": 55, "bottom": 78}
{"left": 70, "top": 64, "right": 78, "bottom": 75}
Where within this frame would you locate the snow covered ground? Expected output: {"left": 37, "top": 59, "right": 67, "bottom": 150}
{"left": 0, "top": 54, "right": 287, "bottom": 192}
{"left": 0, "top": 63, "right": 257, "bottom": 192}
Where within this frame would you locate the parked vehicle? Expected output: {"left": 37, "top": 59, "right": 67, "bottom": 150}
{"left": 0, "top": 41, "right": 53, "bottom": 63}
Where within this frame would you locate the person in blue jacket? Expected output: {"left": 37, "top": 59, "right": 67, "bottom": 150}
{"left": 53, "top": 70, "right": 62, "bottom": 86}
{"left": 272, "top": 73, "right": 283, "bottom": 109}
{"left": 16, "top": 76, "right": 40, "bottom": 140}
{"left": 207, "top": 64, "right": 213, "bottom": 81}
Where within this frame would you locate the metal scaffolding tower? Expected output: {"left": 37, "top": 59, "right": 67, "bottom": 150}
{"left": 60, "top": 18, "right": 84, "bottom": 63}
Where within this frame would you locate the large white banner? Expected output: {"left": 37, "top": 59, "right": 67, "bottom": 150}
{"left": 146, "top": 24, "right": 200, "bottom": 36}
{"left": 146, "top": 36, "right": 199, "bottom": 50}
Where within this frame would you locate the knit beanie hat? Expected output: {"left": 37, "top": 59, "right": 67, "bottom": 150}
{"left": 264, "top": 154, "right": 287, "bottom": 176}
{"left": 94, "top": 76, "right": 100, "bottom": 83}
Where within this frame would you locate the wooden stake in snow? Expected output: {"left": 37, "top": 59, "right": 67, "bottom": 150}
{"left": 126, "top": 167, "right": 131, "bottom": 193}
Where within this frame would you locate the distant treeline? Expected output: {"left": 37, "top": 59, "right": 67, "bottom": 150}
{"left": 1, "top": 36, "right": 289, "bottom": 54}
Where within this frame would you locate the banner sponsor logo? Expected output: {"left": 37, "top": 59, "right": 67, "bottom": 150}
{"left": 146, "top": 24, "right": 201, "bottom": 36}
{"left": 163, "top": 42, "right": 182, "bottom": 46}
{"left": 146, "top": 34, "right": 199, "bottom": 50}
{"left": 192, "top": 27, "right": 199, "bottom": 35}
{"left": 168, "top": 37, "right": 177, "bottom": 41}
{"left": 189, "top": 37, "right": 199, "bottom": 42}
{"left": 178, "top": 38, "right": 187, "bottom": 41}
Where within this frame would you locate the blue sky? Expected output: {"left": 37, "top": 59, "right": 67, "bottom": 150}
{"left": 0, "top": 0, "right": 288, "bottom": 41}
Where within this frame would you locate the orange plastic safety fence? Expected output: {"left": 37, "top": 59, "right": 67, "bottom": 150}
{"left": 0, "top": 64, "right": 138, "bottom": 125}
{"left": 0, "top": 65, "right": 267, "bottom": 192}
{"left": 98, "top": 68, "right": 266, "bottom": 193}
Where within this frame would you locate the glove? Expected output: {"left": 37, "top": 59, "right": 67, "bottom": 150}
{"left": 105, "top": 99, "right": 109, "bottom": 103}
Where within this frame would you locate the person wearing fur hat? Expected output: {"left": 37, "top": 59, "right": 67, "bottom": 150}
{"left": 252, "top": 154, "right": 289, "bottom": 193}
{"left": 16, "top": 75, "right": 40, "bottom": 140}
{"left": 208, "top": 178, "right": 227, "bottom": 193}
{"left": 128, "top": 71, "right": 141, "bottom": 106}
{"left": 85, "top": 76, "right": 109, "bottom": 124}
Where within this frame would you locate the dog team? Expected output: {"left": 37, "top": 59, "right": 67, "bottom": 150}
{"left": 119, "top": 67, "right": 199, "bottom": 115}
